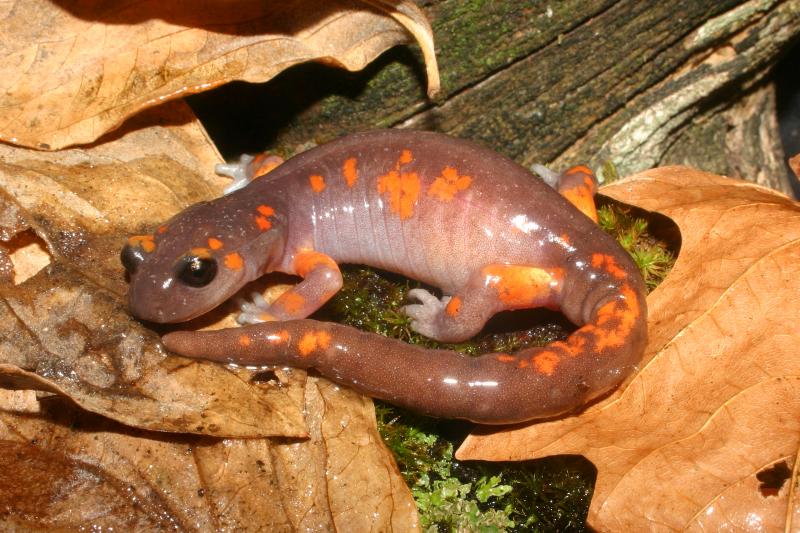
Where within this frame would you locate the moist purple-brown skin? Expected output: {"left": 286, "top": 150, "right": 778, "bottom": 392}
{"left": 122, "top": 130, "right": 647, "bottom": 424}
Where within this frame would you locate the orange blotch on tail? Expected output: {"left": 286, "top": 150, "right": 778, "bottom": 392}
{"left": 309, "top": 174, "right": 326, "bottom": 193}
{"left": 268, "top": 330, "right": 289, "bottom": 344}
{"left": 428, "top": 167, "right": 472, "bottom": 201}
{"left": 128, "top": 235, "right": 156, "bottom": 253}
{"left": 238, "top": 335, "right": 251, "bottom": 347}
{"left": 481, "top": 265, "right": 564, "bottom": 308}
{"left": 207, "top": 237, "right": 223, "bottom": 250}
{"left": 533, "top": 351, "right": 560, "bottom": 376}
{"left": 298, "top": 330, "right": 332, "bottom": 357}
{"left": 399, "top": 149, "right": 413, "bottom": 164}
{"left": 591, "top": 253, "right": 628, "bottom": 280}
{"left": 495, "top": 353, "right": 515, "bottom": 363}
{"left": 343, "top": 158, "right": 358, "bottom": 187}
{"left": 157, "top": 225, "right": 168, "bottom": 234}
{"left": 224, "top": 252, "right": 244, "bottom": 270}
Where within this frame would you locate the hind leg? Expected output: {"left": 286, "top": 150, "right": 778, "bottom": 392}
{"left": 403, "top": 264, "right": 565, "bottom": 343}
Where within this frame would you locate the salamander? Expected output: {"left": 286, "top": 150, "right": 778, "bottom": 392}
{"left": 121, "top": 130, "right": 647, "bottom": 424}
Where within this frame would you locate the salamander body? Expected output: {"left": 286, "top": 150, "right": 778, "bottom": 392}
{"left": 122, "top": 130, "right": 647, "bottom": 424}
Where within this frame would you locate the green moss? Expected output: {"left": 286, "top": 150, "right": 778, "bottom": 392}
{"left": 597, "top": 203, "right": 675, "bottom": 291}
{"left": 317, "top": 204, "right": 675, "bottom": 531}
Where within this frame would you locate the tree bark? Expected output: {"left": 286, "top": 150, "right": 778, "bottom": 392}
{"left": 190, "top": 0, "right": 800, "bottom": 195}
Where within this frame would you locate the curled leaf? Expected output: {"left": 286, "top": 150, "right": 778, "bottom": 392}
{"left": 458, "top": 167, "right": 800, "bottom": 531}
{"left": 0, "top": 0, "right": 438, "bottom": 150}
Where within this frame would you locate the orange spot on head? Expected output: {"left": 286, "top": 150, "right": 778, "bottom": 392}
{"left": 481, "top": 265, "right": 564, "bottom": 308}
{"left": 445, "top": 296, "right": 462, "bottom": 317}
{"left": 343, "top": 158, "right": 358, "bottom": 187}
{"left": 533, "top": 351, "right": 560, "bottom": 376}
{"left": 399, "top": 149, "right": 413, "bottom": 164}
{"left": 128, "top": 235, "right": 156, "bottom": 253}
{"left": 309, "top": 174, "right": 326, "bottom": 193}
{"left": 238, "top": 335, "right": 251, "bottom": 347}
{"left": 190, "top": 247, "right": 212, "bottom": 259}
{"left": 257, "top": 205, "right": 275, "bottom": 217}
{"left": 255, "top": 215, "right": 272, "bottom": 231}
{"left": 298, "top": 330, "right": 331, "bottom": 357}
{"left": 293, "top": 250, "right": 338, "bottom": 278}
{"left": 224, "top": 252, "right": 243, "bottom": 270}
{"left": 495, "top": 353, "right": 515, "bottom": 363}
{"left": 207, "top": 237, "right": 223, "bottom": 250}
{"left": 428, "top": 167, "right": 472, "bottom": 201}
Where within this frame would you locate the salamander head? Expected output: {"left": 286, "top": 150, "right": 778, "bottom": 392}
{"left": 121, "top": 197, "right": 285, "bottom": 323}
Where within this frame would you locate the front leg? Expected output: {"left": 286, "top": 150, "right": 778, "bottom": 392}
{"left": 239, "top": 250, "right": 342, "bottom": 324}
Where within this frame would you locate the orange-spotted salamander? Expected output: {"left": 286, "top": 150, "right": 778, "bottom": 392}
{"left": 121, "top": 130, "right": 647, "bottom": 424}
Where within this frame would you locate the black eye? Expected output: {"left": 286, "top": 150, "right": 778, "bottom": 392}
{"left": 120, "top": 244, "right": 145, "bottom": 274}
{"left": 177, "top": 255, "right": 218, "bottom": 287}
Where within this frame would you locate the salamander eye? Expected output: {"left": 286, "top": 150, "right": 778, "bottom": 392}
{"left": 177, "top": 255, "right": 218, "bottom": 288}
{"left": 120, "top": 244, "right": 145, "bottom": 274}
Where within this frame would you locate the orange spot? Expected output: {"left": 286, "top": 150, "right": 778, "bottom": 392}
{"left": 255, "top": 216, "right": 272, "bottom": 231}
{"left": 190, "top": 247, "right": 212, "bottom": 259}
{"left": 593, "top": 284, "right": 641, "bottom": 351}
{"left": 560, "top": 233, "right": 571, "bottom": 246}
{"left": 343, "top": 158, "right": 358, "bottom": 187}
{"left": 428, "top": 167, "right": 472, "bottom": 201}
{"left": 252, "top": 154, "right": 283, "bottom": 178}
{"left": 445, "top": 296, "right": 462, "bottom": 317}
{"left": 298, "top": 330, "right": 332, "bottom": 357}
{"left": 591, "top": 253, "right": 628, "bottom": 280}
{"left": 238, "top": 335, "right": 251, "bottom": 347}
{"left": 309, "top": 174, "right": 326, "bottom": 193}
{"left": 517, "top": 359, "right": 529, "bottom": 368}
{"left": 399, "top": 149, "right": 413, "bottom": 164}
{"left": 128, "top": 235, "right": 156, "bottom": 253}
{"left": 495, "top": 353, "right": 515, "bottom": 363}
{"left": 257, "top": 205, "right": 275, "bottom": 217}
{"left": 268, "top": 330, "right": 289, "bottom": 344}
{"left": 565, "top": 165, "right": 594, "bottom": 177}
{"left": 157, "top": 225, "right": 168, "bottom": 234}
{"left": 293, "top": 250, "right": 338, "bottom": 278}
{"left": 224, "top": 252, "right": 243, "bottom": 270}
{"left": 208, "top": 237, "right": 223, "bottom": 250}
{"left": 481, "top": 265, "right": 564, "bottom": 308}
{"left": 533, "top": 351, "right": 560, "bottom": 375}
{"left": 561, "top": 186, "right": 598, "bottom": 222}
{"left": 278, "top": 292, "right": 305, "bottom": 314}
{"left": 255, "top": 205, "right": 276, "bottom": 231}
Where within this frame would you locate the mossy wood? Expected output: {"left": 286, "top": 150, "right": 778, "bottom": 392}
{"left": 191, "top": 0, "right": 800, "bottom": 195}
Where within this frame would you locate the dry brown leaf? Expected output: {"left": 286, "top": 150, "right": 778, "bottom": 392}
{"left": 0, "top": 385, "right": 417, "bottom": 530}
{"left": 0, "top": 101, "right": 310, "bottom": 438}
{"left": 457, "top": 167, "right": 800, "bottom": 531}
{"left": 0, "top": 0, "right": 438, "bottom": 150}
